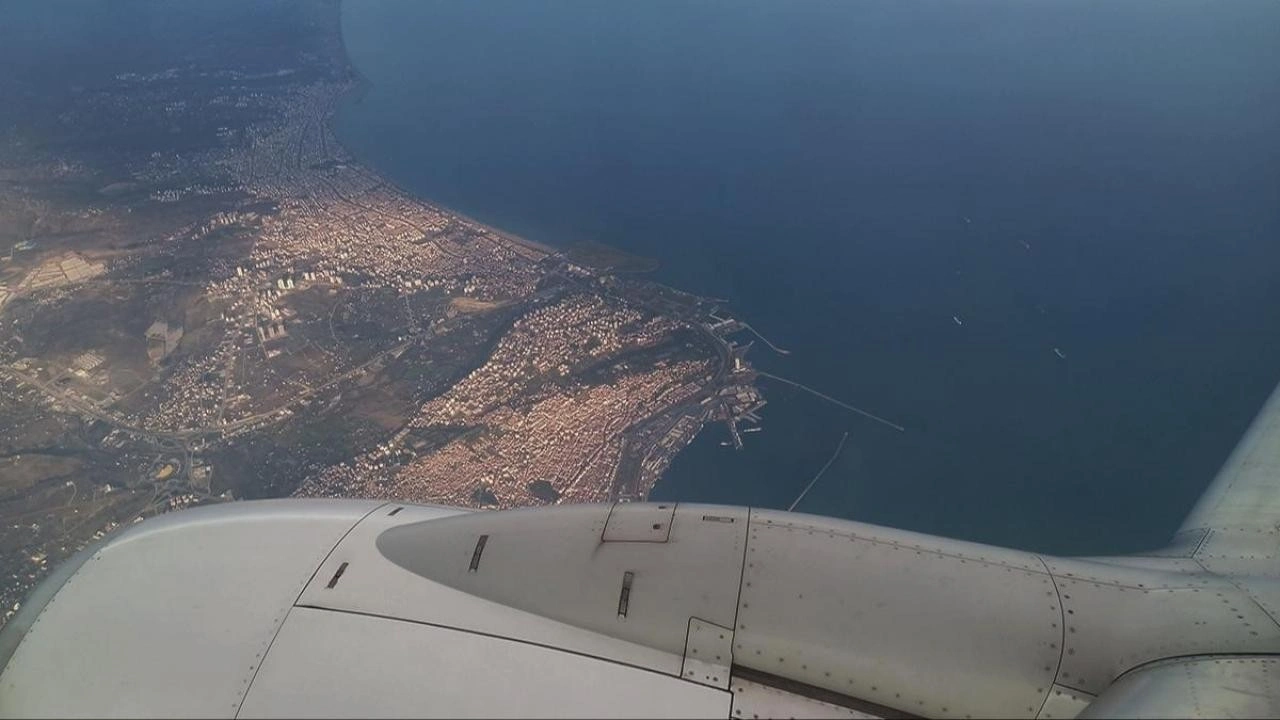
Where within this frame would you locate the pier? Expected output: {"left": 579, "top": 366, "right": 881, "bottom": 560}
{"left": 789, "top": 431, "right": 850, "bottom": 511}
{"left": 707, "top": 312, "right": 791, "bottom": 355}
{"left": 757, "top": 371, "right": 905, "bottom": 432}
{"left": 738, "top": 322, "right": 791, "bottom": 355}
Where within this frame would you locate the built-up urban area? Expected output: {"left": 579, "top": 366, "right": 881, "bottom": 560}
{"left": 0, "top": 1, "right": 769, "bottom": 623}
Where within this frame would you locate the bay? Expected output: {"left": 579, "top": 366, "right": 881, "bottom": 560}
{"left": 335, "top": 0, "right": 1280, "bottom": 554}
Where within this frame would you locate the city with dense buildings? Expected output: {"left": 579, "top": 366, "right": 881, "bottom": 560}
{"left": 0, "top": 2, "right": 769, "bottom": 622}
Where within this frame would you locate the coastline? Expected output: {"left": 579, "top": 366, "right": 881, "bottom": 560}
{"left": 329, "top": 0, "right": 557, "bottom": 259}
{"left": 317, "top": 1, "right": 745, "bottom": 511}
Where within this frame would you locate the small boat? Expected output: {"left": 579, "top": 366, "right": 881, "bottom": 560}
{"left": 1053, "top": 347, "right": 1066, "bottom": 360}
{"left": 953, "top": 315, "right": 964, "bottom": 326}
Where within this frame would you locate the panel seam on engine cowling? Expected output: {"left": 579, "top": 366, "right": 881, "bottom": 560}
{"left": 235, "top": 502, "right": 389, "bottom": 718}
{"left": 729, "top": 508, "right": 753, "bottom": 644}
{"left": 1190, "top": 555, "right": 1280, "bottom": 633}
{"left": 1034, "top": 554, "right": 1069, "bottom": 719}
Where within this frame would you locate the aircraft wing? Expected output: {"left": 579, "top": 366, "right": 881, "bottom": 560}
{"left": 1180, "top": 380, "right": 1280, "bottom": 535}
{"left": 4, "top": 486, "right": 1280, "bottom": 718}
{"left": 5, "top": 381, "right": 1280, "bottom": 718}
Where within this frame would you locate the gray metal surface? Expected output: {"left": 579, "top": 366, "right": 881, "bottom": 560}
{"left": 299, "top": 502, "right": 691, "bottom": 675}
{"left": 1044, "top": 556, "right": 1280, "bottom": 695}
{"left": 1035, "top": 685, "right": 1093, "bottom": 720}
{"left": 736, "top": 509, "right": 1061, "bottom": 718}
{"left": 0, "top": 499, "right": 382, "bottom": 719}
{"left": 375, "top": 503, "right": 749, "bottom": 663}
{"left": 1045, "top": 557, "right": 1217, "bottom": 586}
{"left": 1187, "top": 527, "right": 1280, "bottom": 625}
{"left": 1079, "top": 656, "right": 1280, "bottom": 719}
{"left": 682, "top": 617, "right": 734, "bottom": 689}
{"left": 333, "top": 502, "right": 1280, "bottom": 717}
{"left": 728, "top": 677, "right": 881, "bottom": 720}
{"left": 603, "top": 502, "right": 677, "bottom": 542}
{"left": 11, "top": 479, "right": 1280, "bottom": 719}
{"left": 238, "top": 606, "right": 730, "bottom": 719}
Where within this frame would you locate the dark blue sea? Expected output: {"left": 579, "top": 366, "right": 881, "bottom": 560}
{"left": 335, "top": 0, "right": 1280, "bottom": 555}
